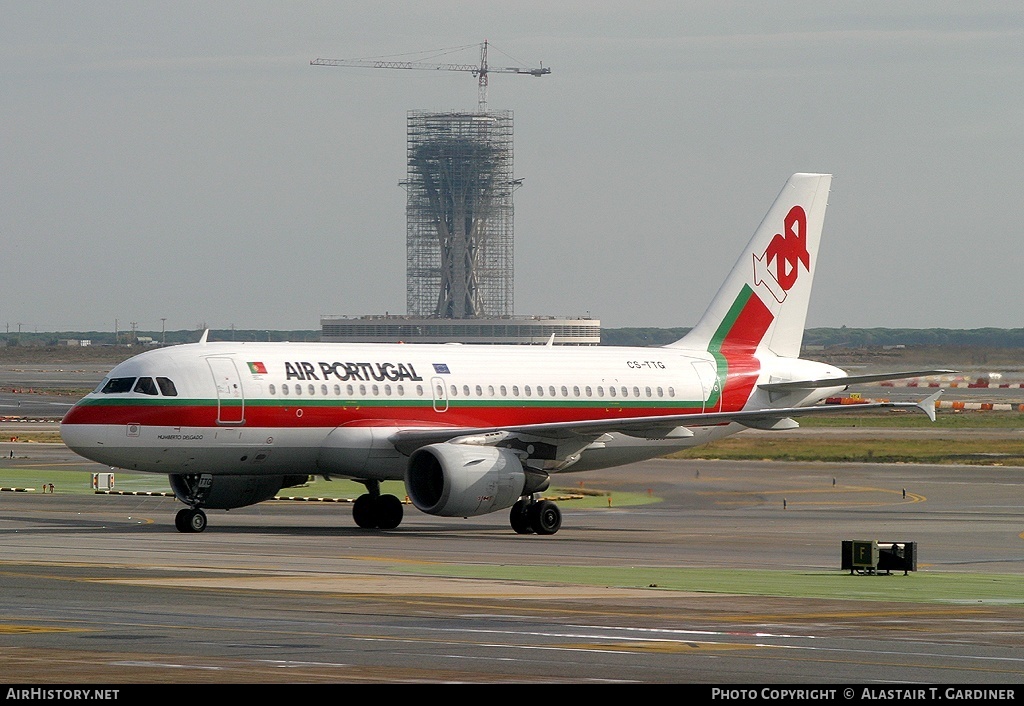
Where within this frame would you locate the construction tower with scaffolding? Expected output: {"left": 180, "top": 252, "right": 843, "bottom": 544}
{"left": 405, "top": 110, "right": 514, "bottom": 319}
{"left": 316, "top": 42, "right": 599, "bottom": 344}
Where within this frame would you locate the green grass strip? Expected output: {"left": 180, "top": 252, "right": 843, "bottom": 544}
{"left": 669, "top": 437, "right": 1024, "bottom": 465}
{"left": 400, "top": 564, "right": 1024, "bottom": 604}
{"left": 0, "top": 468, "right": 658, "bottom": 508}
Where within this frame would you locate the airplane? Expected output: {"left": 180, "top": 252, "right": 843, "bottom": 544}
{"left": 60, "top": 173, "right": 950, "bottom": 535}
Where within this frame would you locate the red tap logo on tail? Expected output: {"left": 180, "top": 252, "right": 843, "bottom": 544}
{"left": 752, "top": 205, "right": 809, "bottom": 303}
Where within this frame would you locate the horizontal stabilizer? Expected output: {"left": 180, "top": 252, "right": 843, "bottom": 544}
{"left": 758, "top": 369, "right": 958, "bottom": 392}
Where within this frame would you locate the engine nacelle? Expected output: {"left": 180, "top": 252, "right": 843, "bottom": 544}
{"left": 406, "top": 443, "right": 546, "bottom": 518}
{"left": 169, "top": 474, "right": 309, "bottom": 510}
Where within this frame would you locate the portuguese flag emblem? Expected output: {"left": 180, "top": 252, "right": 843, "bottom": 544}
{"left": 247, "top": 362, "right": 268, "bottom": 375}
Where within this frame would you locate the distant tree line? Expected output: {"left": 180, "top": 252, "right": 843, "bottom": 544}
{"left": 6, "top": 327, "right": 1024, "bottom": 349}
{"left": 2, "top": 329, "right": 322, "bottom": 347}
{"left": 601, "top": 327, "right": 1024, "bottom": 349}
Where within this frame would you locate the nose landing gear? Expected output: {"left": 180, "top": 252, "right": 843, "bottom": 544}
{"left": 174, "top": 507, "right": 207, "bottom": 533}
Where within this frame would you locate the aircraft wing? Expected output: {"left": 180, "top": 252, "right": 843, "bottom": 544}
{"left": 757, "top": 369, "right": 957, "bottom": 392}
{"left": 389, "top": 391, "right": 942, "bottom": 455}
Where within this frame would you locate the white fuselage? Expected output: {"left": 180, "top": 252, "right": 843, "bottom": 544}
{"left": 59, "top": 340, "right": 845, "bottom": 481}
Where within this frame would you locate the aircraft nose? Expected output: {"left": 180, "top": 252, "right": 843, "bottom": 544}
{"left": 60, "top": 400, "right": 104, "bottom": 451}
{"left": 59, "top": 420, "right": 91, "bottom": 454}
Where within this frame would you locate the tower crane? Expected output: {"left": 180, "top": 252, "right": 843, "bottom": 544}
{"left": 311, "top": 40, "right": 550, "bottom": 112}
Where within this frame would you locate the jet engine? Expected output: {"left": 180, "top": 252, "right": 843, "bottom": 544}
{"left": 405, "top": 443, "right": 548, "bottom": 517}
{"left": 169, "top": 473, "right": 309, "bottom": 510}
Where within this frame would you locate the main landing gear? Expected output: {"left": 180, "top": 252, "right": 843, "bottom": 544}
{"left": 352, "top": 480, "right": 404, "bottom": 530}
{"left": 509, "top": 496, "right": 562, "bottom": 535}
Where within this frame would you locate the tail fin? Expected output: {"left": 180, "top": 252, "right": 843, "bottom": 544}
{"left": 668, "top": 173, "right": 832, "bottom": 358}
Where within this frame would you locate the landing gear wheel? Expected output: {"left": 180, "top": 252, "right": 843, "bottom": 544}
{"left": 187, "top": 508, "right": 207, "bottom": 533}
{"left": 175, "top": 508, "right": 207, "bottom": 533}
{"left": 376, "top": 494, "right": 404, "bottom": 530}
{"left": 352, "top": 494, "right": 378, "bottom": 529}
{"left": 529, "top": 500, "right": 561, "bottom": 535}
{"left": 510, "top": 499, "right": 534, "bottom": 534}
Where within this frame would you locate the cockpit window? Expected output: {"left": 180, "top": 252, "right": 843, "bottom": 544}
{"left": 156, "top": 377, "right": 178, "bottom": 397}
{"left": 100, "top": 377, "right": 137, "bottom": 394}
{"left": 133, "top": 377, "right": 159, "bottom": 395}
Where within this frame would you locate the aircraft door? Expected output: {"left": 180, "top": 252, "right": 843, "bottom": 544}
{"left": 691, "top": 360, "right": 722, "bottom": 413}
{"left": 208, "top": 357, "right": 245, "bottom": 425}
{"left": 431, "top": 376, "right": 448, "bottom": 413}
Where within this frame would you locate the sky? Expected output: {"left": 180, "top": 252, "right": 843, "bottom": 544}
{"left": 2, "top": 2, "right": 1023, "bottom": 334}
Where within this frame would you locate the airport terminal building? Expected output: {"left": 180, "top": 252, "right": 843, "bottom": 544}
{"left": 320, "top": 315, "right": 601, "bottom": 345}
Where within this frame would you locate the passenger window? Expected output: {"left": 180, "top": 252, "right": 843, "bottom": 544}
{"left": 512, "top": 385, "right": 519, "bottom": 396}
{"left": 321, "top": 384, "right": 328, "bottom": 396}
{"left": 308, "top": 384, "right": 316, "bottom": 396}
{"left": 269, "top": 384, "right": 276, "bottom": 395}
{"left": 585, "top": 386, "right": 593, "bottom": 397}
{"left": 535, "top": 386, "right": 543, "bottom": 397}
{"left": 101, "top": 377, "right": 136, "bottom": 394}
{"left": 550, "top": 386, "right": 557, "bottom": 397}
{"left": 334, "top": 384, "right": 341, "bottom": 395}
{"left": 372, "top": 385, "right": 379, "bottom": 395}
{"left": 450, "top": 385, "right": 458, "bottom": 396}
{"left": 597, "top": 386, "right": 604, "bottom": 396}
{"left": 384, "top": 384, "right": 392, "bottom": 395}
{"left": 156, "top": 377, "right": 178, "bottom": 396}
{"left": 573, "top": 386, "right": 580, "bottom": 397}
{"left": 347, "top": 384, "right": 354, "bottom": 396}
{"left": 295, "top": 385, "right": 302, "bottom": 395}
{"left": 525, "top": 386, "right": 532, "bottom": 397}
{"left": 282, "top": 385, "right": 289, "bottom": 396}
{"left": 633, "top": 386, "right": 640, "bottom": 397}
{"left": 476, "top": 385, "right": 483, "bottom": 396}
{"left": 133, "top": 377, "right": 158, "bottom": 395}
{"left": 609, "top": 387, "right": 616, "bottom": 397}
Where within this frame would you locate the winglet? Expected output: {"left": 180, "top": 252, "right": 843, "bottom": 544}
{"left": 918, "top": 390, "right": 942, "bottom": 422}
{"left": 198, "top": 329, "right": 209, "bottom": 345}
{"left": 545, "top": 333, "right": 555, "bottom": 347}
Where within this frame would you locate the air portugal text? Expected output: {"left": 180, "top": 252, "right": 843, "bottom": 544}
{"left": 284, "top": 361, "right": 424, "bottom": 383}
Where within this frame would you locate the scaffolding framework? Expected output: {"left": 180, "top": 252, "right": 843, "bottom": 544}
{"left": 405, "top": 110, "right": 514, "bottom": 318}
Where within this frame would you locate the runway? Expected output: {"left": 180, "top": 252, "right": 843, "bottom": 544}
{"left": 2, "top": 443, "right": 1024, "bottom": 684}
{"left": 2, "top": 364, "right": 1023, "bottom": 684}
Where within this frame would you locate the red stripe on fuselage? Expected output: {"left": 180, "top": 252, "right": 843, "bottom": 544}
{"left": 61, "top": 401, "right": 705, "bottom": 430}
{"left": 718, "top": 292, "right": 772, "bottom": 410}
